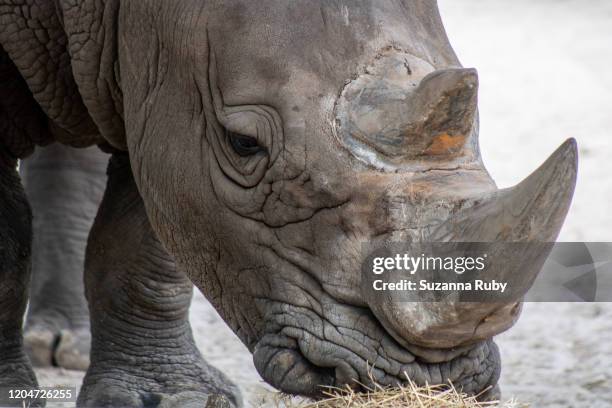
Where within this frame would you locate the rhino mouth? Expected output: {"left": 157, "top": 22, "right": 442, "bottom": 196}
{"left": 252, "top": 298, "right": 501, "bottom": 399}
{"left": 247, "top": 138, "right": 577, "bottom": 400}
{"left": 250, "top": 217, "right": 505, "bottom": 399}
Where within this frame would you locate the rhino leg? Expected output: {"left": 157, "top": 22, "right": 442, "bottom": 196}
{"left": 20, "top": 143, "right": 107, "bottom": 371}
{"left": 0, "top": 151, "right": 41, "bottom": 406}
{"left": 78, "top": 153, "right": 241, "bottom": 408}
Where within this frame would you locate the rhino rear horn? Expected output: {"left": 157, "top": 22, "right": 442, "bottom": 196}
{"left": 404, "top": 68, "right": 479, "bottom": 156}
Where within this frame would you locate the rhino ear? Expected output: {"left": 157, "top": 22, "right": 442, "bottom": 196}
{"left": 62, "top": 0, "right": 126, "bottom": 150}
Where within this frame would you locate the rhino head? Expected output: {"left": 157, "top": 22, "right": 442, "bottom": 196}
{"left": 105, "top": 0, "right": 577, "bottom": 398}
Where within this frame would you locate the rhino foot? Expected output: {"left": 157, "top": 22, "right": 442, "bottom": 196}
{"left": 24, "top": 326, "right": 90, "bottom": 371}
{"left": 77, "top": 155, "right": 241, "bottom": 408}
{"left": 0, "top": 350, "right": 43, "bottom": 407}
{"left": 21, "top": 144, "right": 106, "bottom": 372}
{"left": 23, "top": 328, "right": 55, "bottom": 368}
{"left": 54, "top": 328, "right": 91, "bottom": 370}
{"left": 78, "top": 388, "right": 233, "bottom": 408}
{"left": 77, "top": 362, "right": 240, "bottom": 408}
{"left": 160, "top": 392, "right": 234, "bottom": 408}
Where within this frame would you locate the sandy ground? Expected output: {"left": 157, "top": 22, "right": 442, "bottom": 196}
{"left": 440, "top": 1, "right": 612, "bottom": 405}
{"left": 35, "top": 0, "right": 612, "bottom": 407}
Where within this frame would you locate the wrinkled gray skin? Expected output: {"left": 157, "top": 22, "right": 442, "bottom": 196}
{"left": 0, "top": 1, "right": 577, "bottom": 407}
{"left": 21, "top": 143, "right": 107, "bottom": 371}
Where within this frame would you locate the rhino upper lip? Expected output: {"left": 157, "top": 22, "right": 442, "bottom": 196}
{"left": 256, "top": 297, "right": 496, "bottom": 393}
{"left": 253, "top": 236, "right": 500, "bottom": 396}
{"left": 250, "top": 212, "right": 504, "bottom": 392}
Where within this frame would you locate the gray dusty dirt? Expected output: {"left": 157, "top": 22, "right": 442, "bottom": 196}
{"left": 35, "top": 1, "right": 612, "bottom": 407}
{"left": 441, "top": 2, "right": 612, "bottom": 405}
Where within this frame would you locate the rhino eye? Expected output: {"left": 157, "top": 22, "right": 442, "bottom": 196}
{"left": 227, "top": 130, "right": 265, "bottom": 157}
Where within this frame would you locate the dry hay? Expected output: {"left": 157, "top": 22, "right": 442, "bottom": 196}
{"left": 274, "top": 374, "right": 528, "bottom": 408}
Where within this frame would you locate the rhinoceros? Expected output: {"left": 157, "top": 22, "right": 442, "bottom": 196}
{"left": 0, "top": 0, "right": 577, "bottom": 407}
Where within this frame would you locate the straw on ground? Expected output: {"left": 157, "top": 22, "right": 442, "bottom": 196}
{"left": 274, "top": 374, "right": 528, "bottom": 408}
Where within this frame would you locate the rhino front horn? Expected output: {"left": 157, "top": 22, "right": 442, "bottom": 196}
{"left": 437, "top": 137, "right": 578, "bottom": 242}
{"left": 366, "top": 139, "right": 578, "bottom": 350}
